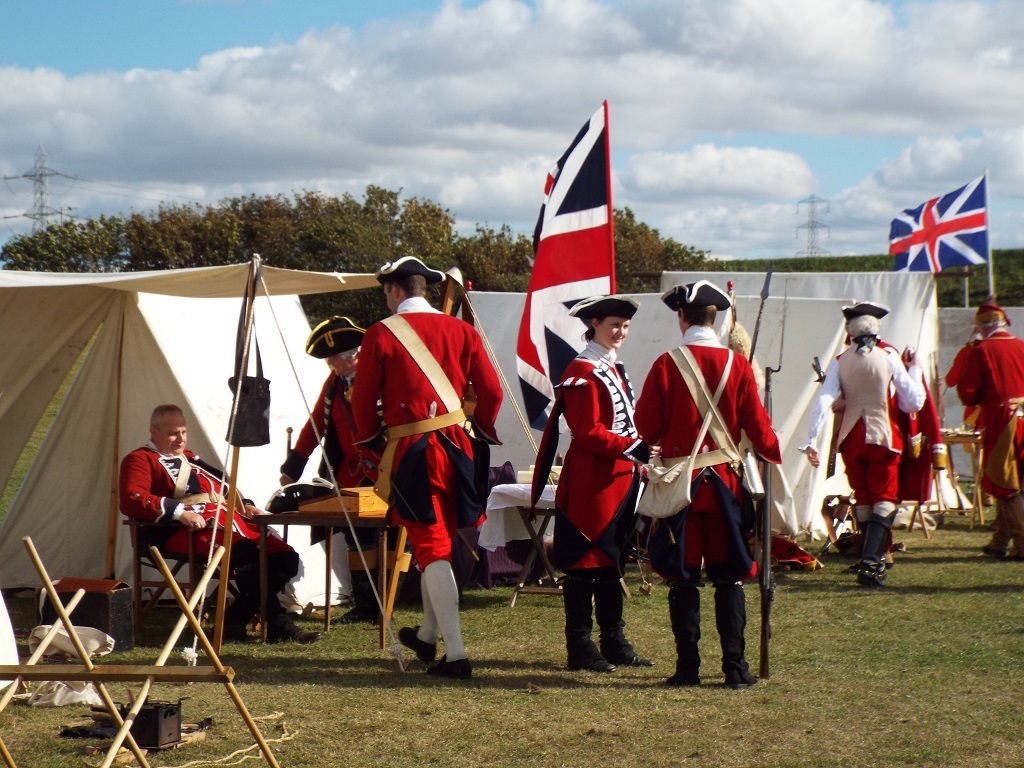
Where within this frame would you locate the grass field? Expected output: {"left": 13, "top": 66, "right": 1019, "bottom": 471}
{"left": 2, "top": 513, "right": 1023, "bottom": 768}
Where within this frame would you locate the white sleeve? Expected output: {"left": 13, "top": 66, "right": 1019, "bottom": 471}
{"left": 888, "top": 348, "right": 927, "bottom": 413}
{"left": 800, "top": 358, "right": 840, "bottom": 450}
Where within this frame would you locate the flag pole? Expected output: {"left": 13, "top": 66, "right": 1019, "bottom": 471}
{"left": 602, "top": 99, "right": 616, "bottom": 294}
{"left": 985, "top": 168, "right": 995, "bottom": 300}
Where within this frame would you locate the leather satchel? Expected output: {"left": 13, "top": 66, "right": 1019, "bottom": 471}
{"left": 637, "top": 347, "right": 754, "bottom": 518}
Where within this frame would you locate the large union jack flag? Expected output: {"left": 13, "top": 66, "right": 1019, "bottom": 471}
{"left": 515, "top": 102, "right": 616, "bottom": 430}
{"left": 889, "top": 175, "right": 989, "bottom": 272}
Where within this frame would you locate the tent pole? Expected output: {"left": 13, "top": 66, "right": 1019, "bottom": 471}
{"left": 212, "top": 257, "right": 259, "bottom": 654}
{"left": 212, "top": 455, "right": 243, "bottom": 655}
{"left": 104, "top": 304, "right": 127, "bottom": 578}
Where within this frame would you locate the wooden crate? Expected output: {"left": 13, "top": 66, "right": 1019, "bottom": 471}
{"left": 298, "top": 486, "right": 389, "bottom": 517}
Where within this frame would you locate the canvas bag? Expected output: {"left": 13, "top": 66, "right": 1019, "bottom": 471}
{"left": 636, "top": 347, "right": 742, "bottom": 519}
{"left": 226, "top": 261, "right": 271, "bottom": 447}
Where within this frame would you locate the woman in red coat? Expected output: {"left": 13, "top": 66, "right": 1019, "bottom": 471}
{"left": 534, "top": 295, "right": 652, "bottom": 673}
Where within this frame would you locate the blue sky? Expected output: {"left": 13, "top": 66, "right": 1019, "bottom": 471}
{"left": 2, "top": 2, "right": 444, "bottom": 74}
{"left": 2, "top": 0, "right": 1022, "bottom": 262}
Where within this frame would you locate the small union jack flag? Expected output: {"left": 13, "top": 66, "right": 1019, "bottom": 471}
{"left": 889, "top": 175, "right": 989, "bottom": 272}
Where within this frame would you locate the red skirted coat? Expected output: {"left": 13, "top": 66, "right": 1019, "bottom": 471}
{"left": 635, "top": 337, "right": 781, "bottom": 583}
{"left": 896, "top": 372, "right": 944, "bottom": 504}
{"left": 350, "top": 307, "right": 502, "bottom": 566}
{"left": 957, "top": 330, "right": 1024, "bottom": 497}
{"left": 290, "top": 373, "right": 378, "bottom": 488}
{"left": 945, "top": 342, "right": 981, "bottom": 428}
{"left": 537, "top": 351, "right": 646, "bottom": 571}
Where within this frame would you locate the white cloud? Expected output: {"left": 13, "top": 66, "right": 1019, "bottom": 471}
{"left": 3, "top": 0, "right": 1024, "bottom": 257}
{"left": 625, "top": 145, "right": 813, "bottom": 201}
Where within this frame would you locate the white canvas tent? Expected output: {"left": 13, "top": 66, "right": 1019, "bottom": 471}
{"left": 472, "top": 271, "right": 940, "bottom": 540}
{"left": 0, "top": 264, "right": 379, "bottom": 592}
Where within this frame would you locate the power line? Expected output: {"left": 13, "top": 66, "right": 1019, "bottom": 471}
{"left": 796, "top": 194, "right": 830, "bottom": 258}
{"left": 2, "top": 145, "right": 78, "bottom": 233}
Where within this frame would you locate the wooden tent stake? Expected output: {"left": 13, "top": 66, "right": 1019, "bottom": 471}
{"left": 20, "top": 537, "right": 151, "bottom": 767}
{"left": 0, "top": 539, "right": 281, "bottom": 768}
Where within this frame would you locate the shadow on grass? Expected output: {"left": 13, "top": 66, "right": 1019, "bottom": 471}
{"left": 216, "top": 652, "right": 669, "bottom": 689}
{"left": 780, "top": 578, "right": 1024, "bottom": 595}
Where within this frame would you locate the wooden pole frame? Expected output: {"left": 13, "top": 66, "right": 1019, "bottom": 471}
{"left": 0, "top": 538, "right": 281, "bottom": 768}
{"left": 104, "top": 303, "right": 127, "bottom": 578}
{"left": 213, "top": 255, "right": 261, "bottom": 654}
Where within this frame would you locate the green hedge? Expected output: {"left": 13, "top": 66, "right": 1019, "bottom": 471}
{"left": 706, "top": 250, "right": 1023, "bottom": 307}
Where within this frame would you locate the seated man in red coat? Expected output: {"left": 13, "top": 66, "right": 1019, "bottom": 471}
{"left": 120, "top": 404, "right": 321, "bottom": 644}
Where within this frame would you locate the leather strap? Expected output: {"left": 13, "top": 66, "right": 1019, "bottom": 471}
{"left": 669, "top": 346, "right": 741, "bottom": 465}
{"left": 374, "top": 315, "right": 468, "bottom": 503}
{"left": 382, "top": 315, "right": 461, "bottom": 412}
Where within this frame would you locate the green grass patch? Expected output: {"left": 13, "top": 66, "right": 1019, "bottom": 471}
{"left": 3, "top": 515, "right": 1024, "bottom": 767}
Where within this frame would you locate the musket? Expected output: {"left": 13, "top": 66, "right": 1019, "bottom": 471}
{"left": 748, "top": 262, "right": 774, "bottom": 362}
{"left": 757, "top": 276, "right": 784, "bottom": 681}
{"left": 811, "top": 356, "right": 842, "bottom": 480}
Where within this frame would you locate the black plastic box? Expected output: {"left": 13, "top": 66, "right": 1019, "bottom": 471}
{"left": 39, "top": 577, "right": 134, "bottom": 652}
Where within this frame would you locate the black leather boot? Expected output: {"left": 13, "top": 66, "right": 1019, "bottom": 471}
{"left": 594, "top": 569, "right": 653, "bottom": 667}
{"left": 715, "top": 583, "right": 757, "bottom": 689}
{"left": 856, "top": 521, "right": 890, "bottom": 587}
{"left": 666, "top": 581, "right": 701, "bottom": 686}
{"left": 335, "top": 569, "right": 379, "bottom": 624}
{"left": 563, "top": 572, "right": 615, "bottom": 673}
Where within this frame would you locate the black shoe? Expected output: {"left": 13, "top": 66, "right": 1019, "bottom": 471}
{"left": 222, "top": 623, "right": 249, "bottom": 643}
{"left": 398, "top": 626, "right": 437, "bottom": 662}
{"left": 982, "top": 545, "right": 1008, "bottom": 560}
{"left": 606, "top": 654, "right": 655, "bottom": 667}
{"left": 567, "top": 656, "right": 617, "bottom": 673}
{"left": 856, "top": 567, "right": 887, "bottom": 587}
{"left": 426, "top": 655, "right": 472, "bottom": 679}
{"left": 724, "top": 670, "right": 758, "bottom": 690}
{"left": 331, "top": 606, "right": 379, "bottom": 625}
{"left": 268, "top": 621, "right": 322, "bottom": 645}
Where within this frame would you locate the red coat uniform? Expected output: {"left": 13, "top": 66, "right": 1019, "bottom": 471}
{"left": 290, "top": 373, "right": 378, "bottom": 487}
{"left": 635, "top": 336, "right": 780, "bottom": 583}
{"left": 119, "top": 446, "right": 291, "bottom": 556}
{"left": 350, "top": 306, "right": 502, "bottom": 567}
{"left": 945, "top": 342, "right": 981, "bottom": 428}
{"left": 544, "top": 350, "right": 645, "bottom": 571}
{"left": 957, "top": 329, "right": 1024, "bottom": 497}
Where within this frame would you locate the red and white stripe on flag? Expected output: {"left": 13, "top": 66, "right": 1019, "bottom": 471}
{"left": 516, "top": 102, "right": 616, "bottom": 430}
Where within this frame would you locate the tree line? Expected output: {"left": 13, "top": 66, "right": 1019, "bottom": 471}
{"left": 0, "top": 185, "right": 709, "bottom": 326}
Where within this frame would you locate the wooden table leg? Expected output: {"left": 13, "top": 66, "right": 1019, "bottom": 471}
{"left": 324, "top": 527, "right": 333, "bottom": 633}
{"left": 509, "top": 509, "right": 561, "bottom": 607}
{"left": 377, "top": 527, "right": 387, "bottom": 649}
{"left": 259, "top": 525, "right": 269, "bottom": 642}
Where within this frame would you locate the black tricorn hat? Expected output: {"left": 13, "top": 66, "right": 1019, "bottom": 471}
{"left": 841, "top": 301, "right": 889, "bottom": 321}
{"left": 661, "top": 280, "right": 732, "bottom": 312}
{"left": 305, "top": 316, "right": 365, "bottom": 358}
{"left": 568, "top": 295, "right": 640, "bottom": 321}
{"left": 375, "top": 256, "right": 446, "bottom": 285}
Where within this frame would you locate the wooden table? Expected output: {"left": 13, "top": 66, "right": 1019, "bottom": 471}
{"left": 941, "top": 428, "right": 986, "bottom": 527}
{"left": 482, "top": 483, "right": 561, "bottom": 606}
{"left": 254, "top": 504, "right": 407, "bottom": 648}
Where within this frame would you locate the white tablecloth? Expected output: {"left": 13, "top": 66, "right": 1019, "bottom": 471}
{"left": 479, "top": 483, "right": 556, "bottom": 551}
